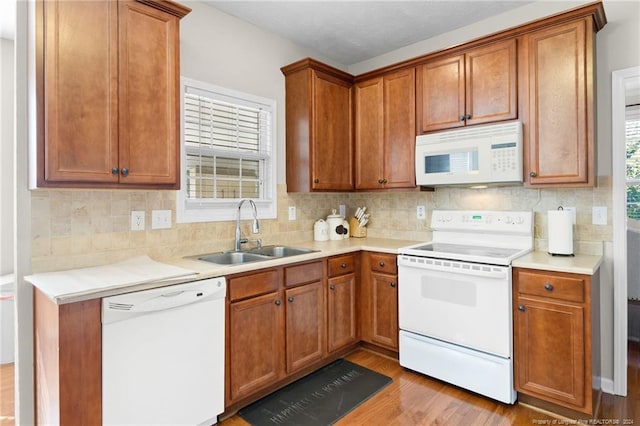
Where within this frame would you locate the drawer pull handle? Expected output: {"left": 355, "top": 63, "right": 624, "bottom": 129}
{"left": 518, "top": 305, "right": 525, "bottom": 312}
{"left": 329, "top": 285, "right": 336, "bottom": 290}
{"left": 275, "top": 300, "right": 281, "bottom": 306}
{"left": 111, "top": 167, "right": 119, "bottom": 175}
{"left": 544, "top": 283, "right": 554, "bottom": 291}
{"left": 121, "top": 167, "right": 129, "bottom": 177}
{"left": 341, "top": 263, "right": 347, "bottom": 268}
{"left": 390, "top": 282, "right": 396, "bottom": 288}
{"left": 529, "top": 171, "right": 537, "bottom": 178}
{"left": 379, "top": 261, "right": 385, "bottom": 267}
{"left": 314, "top": 178, "right": 319, "bottom": 184}
{"left": 288, "top": 296, "right": 294, "bottom": 303}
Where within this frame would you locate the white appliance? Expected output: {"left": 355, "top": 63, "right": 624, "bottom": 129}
{"left": 415, "top": 121, "right": 523, "bottom": 186}
{"left": 102, "top": 277, "right": 226, "bottom": 426}
{"left": 398, "top": 210, "right": 533, "bottom": 404}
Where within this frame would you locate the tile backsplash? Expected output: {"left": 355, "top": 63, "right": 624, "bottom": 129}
{"left": 31, "top": 179, "right": 611, "bottom": 272}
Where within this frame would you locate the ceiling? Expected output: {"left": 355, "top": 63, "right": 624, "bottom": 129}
{"left": 204, "top": 1, "right": 534, "bottom": 66}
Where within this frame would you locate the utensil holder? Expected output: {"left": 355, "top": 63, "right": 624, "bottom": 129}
{"left": 349, "top": 217, "right": 367, "bottom": 238}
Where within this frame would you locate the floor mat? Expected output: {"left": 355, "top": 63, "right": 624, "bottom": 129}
{"left": 238, "top": 358, "right": 392, "bottom": 426}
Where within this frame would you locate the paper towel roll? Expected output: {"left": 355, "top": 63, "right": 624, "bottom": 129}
{"left": 548, "top": 209, "right": 574, "bottom": 256}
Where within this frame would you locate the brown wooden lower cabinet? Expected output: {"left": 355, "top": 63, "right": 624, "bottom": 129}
{"left": 285, "top": 281, "right": 326, "bottom": 373}
{"left": 327, "top": 272, "right": 358, "bottom": 352}
{"left": 34, "top": 288, "right": 102, "bottom": 425}
{"left": 513, "top": 267, "right": 600, "bottom": 415}
{"left": 361, "top": 251, "right": 399, "bottom": 352}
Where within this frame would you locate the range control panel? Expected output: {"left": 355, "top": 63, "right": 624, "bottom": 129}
{"left": 431, "top": 210, "right": 533, "bottom": 234}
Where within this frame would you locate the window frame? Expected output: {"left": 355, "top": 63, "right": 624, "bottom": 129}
{"left": 176, "top": 77, "right": 277, "bottom": 223}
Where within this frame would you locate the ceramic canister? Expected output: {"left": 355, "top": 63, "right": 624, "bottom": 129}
{"left": 314, "top": 219, "right": 329, "bottom": 241}
{"left": 326, "top": 210, "right": 345, "bottom": 240}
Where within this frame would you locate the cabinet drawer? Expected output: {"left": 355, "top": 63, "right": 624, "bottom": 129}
{"left": 229, "top": 270, "right": 280, "bottom": 301}
{"left": 369, "top": 253, "right": 397, "bottom": 274}
{"left": 328, "top": 254, "right": 356, "bottom": 277}
{"left": 516, "top": 270, "right": 585, "bottom": 303}
{"left": 285, "top": 261, "right": 323, "bottom": 287}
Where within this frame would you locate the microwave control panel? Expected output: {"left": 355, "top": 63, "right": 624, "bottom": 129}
{"left": 490, "top": 142, "right": 519, "bottom": 178}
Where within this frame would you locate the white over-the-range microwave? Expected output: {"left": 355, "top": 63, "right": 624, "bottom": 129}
{"left": 415, "top": 120, "right": 523, "bottom": 187}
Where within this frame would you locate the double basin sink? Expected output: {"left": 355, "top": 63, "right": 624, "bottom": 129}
{"left": 192, "top": 245, "right": 318, "bottom": 266}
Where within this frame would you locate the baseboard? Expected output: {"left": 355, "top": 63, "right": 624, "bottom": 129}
{"left": 601, "top": 377, "right": 614, "bottom": 394}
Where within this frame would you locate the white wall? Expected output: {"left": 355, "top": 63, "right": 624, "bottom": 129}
{"left": 179, "top": 1, "right": 345, "bottom": 184}
{"left": 1, "top": 37, "right": 14, "bottom": 276}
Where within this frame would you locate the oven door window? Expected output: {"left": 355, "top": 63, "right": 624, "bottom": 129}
{"left": 424, "top": 150, "right": 479, "bottom": 174}
{"left": 398, "top": 263, "right": 511, "bottom": 358}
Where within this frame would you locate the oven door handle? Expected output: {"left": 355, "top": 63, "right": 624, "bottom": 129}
{"left": 397, "top": 255, "right": 509, "bottom": 279}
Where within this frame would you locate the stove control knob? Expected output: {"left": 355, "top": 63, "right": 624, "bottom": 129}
{"left": 504, "top": 216, "right": 512, "bottom": 224}
{"left": 516, "top": 216, "right": 525, "bottom": 224}
{"left": 445, "top": 215, "right": 452, "bottom": 222}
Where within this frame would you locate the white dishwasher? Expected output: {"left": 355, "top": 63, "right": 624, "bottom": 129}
{"left": 102, "top": 277, "right": 226, "bottom": 426}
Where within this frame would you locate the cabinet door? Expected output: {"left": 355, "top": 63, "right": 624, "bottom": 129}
{"left": 370, "top": 272, "right": 399, "bottom": 350}
{"left": 118, "top": 1, "right": 180, "bottom": 186}
{"left": 41, "top": 0, "right": 119, "bottom": 184}
{"left": 285, "top": 281, "right": 326, "bottom": 374}
{"left": 354, "top": 77, "right": 384, "bottom": 189}
{"left": 327, "top": 273, "right": 358, "bottom": 352}
{"left": 228, "top": 292, "right": 284, "bottom": 403}
{"left": 417, "top": 54, "right": 465, "bottom": 133}
{"left": 312, "top": 70, "right": 353, "bottom": 191}
{"left": 521, "top": 19, "right": 594, "bottom": 187}
{"left": 383, "top": 68, "right": 416, "bottom": 188}
{"left": 514, "top": 296, "right": 585, "bottom": 408}
{"left": 465, "top": 39, "right": 517, "bottom": 126}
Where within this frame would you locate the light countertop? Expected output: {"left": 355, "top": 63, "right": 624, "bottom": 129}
{"left": 27, "top": 237, "right": 420, "bottom": 305}
{"left": 512, "top": 251, "right": 603, "bottom": 275}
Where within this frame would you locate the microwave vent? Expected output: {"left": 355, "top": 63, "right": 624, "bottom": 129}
{"left": 425, "top": 121, "right": 521, "bottom": 144}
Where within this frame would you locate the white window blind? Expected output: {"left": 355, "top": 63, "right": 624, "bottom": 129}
{"left": 626, "top": 104, "right": 640, "bottom": 220}
{"left": 177, "top": 78, "right": 276, "bottom": 223}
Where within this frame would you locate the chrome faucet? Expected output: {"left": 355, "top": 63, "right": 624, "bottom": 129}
{"left": 234, "top": 199, "right": 261, "bottom": 251}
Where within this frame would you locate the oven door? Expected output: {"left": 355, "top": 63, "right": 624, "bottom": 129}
{"left": 398, "top": 255, "right": 512, "bottom": 358}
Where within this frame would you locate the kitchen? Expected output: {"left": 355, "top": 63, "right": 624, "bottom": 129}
{"left": 1, "top": 0, "right": 640, "bottom": 424}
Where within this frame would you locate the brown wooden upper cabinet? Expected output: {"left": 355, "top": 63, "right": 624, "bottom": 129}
{"left": 281, "top": 59, "right": 354, "bottom": 192}
{"left": 417, "top": 39, "right": 517, "bottom": 133}
{"left": 355, "top": 68, "right": 416, "bottom": 190}
{"left": 37, "top": 0, "right": 190, "bottom": 188}
{"left": 519, "top": 18, "right": 597, "bottom": 187}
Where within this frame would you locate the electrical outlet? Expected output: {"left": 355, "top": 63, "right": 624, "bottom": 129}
{"left": 416, "top": 205, "right": 426, "bottom": 220}
{"left": 152, "top": 210, "right": 172, "bottom": 229}
{"left": 288, "top": 206, "right": 296, "bottom": 221}
{"left": 131, "top": 211, "right": 145, "bottom": 231}
{"left": 592, "top": 206, "right": 607, "bottom": 225}
{"left": 339, "top": 204, "right": 346, "bottom": 218}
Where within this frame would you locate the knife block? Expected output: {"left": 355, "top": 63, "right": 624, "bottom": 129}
{"left": 349, "top": 217, "right": 367, "bottom": 238}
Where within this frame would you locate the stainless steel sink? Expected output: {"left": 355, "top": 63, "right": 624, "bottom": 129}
{"left": 196, "top": 251, "right": 272, "bottom": 265}
{"left": 190, "top": 245, "right": 317, "bottom": 265}
{"left": 248, "top": 245, "right": 317, "bottom": 258}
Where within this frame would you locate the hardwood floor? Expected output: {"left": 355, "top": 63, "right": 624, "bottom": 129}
{"left": 0, "top": 363, "right": 14, "bottom": 426}
{"left": 222, "top": 346, "right": 640, "bottom": 425}
{"left": 1, "top": 344, "right": 638, "bottom": 425}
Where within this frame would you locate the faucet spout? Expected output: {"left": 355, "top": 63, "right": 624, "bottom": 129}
{"left": 235, "top": 199, "right": 260, "bottom": 252}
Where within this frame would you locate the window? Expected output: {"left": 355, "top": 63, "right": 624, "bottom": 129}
{"left": 177, "top": 78, "right": 276, "bottom": 223}
{"left": 627, "top": 104, "right": 640, "bottom": 221}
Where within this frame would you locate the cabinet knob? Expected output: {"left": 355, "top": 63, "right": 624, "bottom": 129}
{"left": 379, "top": 261, "right": 385, "bottom": 267}
{"left": 382, "top": 178, "right": 388, "bottom": 184}
{"left": 518, "top": 305, "right": 525, "bottom": 312}
{"left": 275, "top": 300, "right": 281, "bottom": 306}
{"left": 121, "top": 167, "right": 129, "bottom": 177}
{"left": 378, "top": 179, "right": 384, "bottom": 184}
{"left": 390, "top": 282, "right": 396, "bottom": 288}
{"left": 544, "top": 283, "right": 554, "bottom": 291}
{"left": 341, "top": 262, "right": 347, "bottom": 268}
{"left": 465, "top": 114, "right": 471, "bottom": 120}
{"left": 529, "top": 171, "right": 537, "bottom": 178}
{"left": 313, "top": 178, "right": 319, "bottom": 184}
{"left": 459, "top": 115, "right": 466, "bottom": 121}
{"left": 330, "top": 285, "right": 336, "bottom": 290}
{"left": 111, "top": 167, "right": 119, "bottom": 175}
{"left": 288, "top": 296, "right": 294, "bottom": 303}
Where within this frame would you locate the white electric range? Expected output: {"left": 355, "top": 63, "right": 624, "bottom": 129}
{"left": 397, "top": 209, "right": 533, "bottom": 404}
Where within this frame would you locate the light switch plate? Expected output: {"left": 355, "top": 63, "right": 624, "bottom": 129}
{"left": 131, "top": 211, "right": 145, "bottom": 231}
{"left": 592, "top": 206, "right": 607, "bottom": 225}
{"left": 152, "top": 210, "right": 172, "bottom": 229}
{"left": 416, "top": 205, "right": 426, "bottom": 220}
{"left": 288, "top": 206, "right": 296, "bottom": 221}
